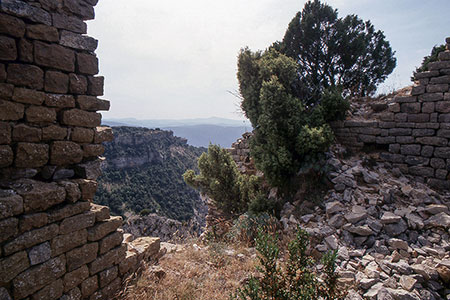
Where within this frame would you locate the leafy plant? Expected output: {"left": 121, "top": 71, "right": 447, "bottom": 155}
{"left": 231, "top": 228, "right": 344, "bottom": 300}
{"left": 412, "top": 44, "right": 445, "bottom": 80}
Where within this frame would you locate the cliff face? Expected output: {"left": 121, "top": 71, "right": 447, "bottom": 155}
{"left": 95, "top": 127, "right": 207, "bottom": 222}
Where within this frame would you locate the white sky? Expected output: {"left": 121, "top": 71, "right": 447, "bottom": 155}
{"left": 88, "top": 0, "right": 450, "bottom": 120}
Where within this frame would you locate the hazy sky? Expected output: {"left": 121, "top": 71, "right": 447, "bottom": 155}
{"left": 88, "top": 0, "right": 450, "bottom": 120}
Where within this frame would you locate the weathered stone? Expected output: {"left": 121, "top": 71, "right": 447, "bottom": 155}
{"left": 7, "top": 64, "right": 44, "bottom": 90}
{"left": 99, "top": 266, "right": 118, "bottom": 288}
{"left": 14, "top": 180, "right": 66, "bottom": 213}
{"left": 69, "top": 73, "right": 87, "bottom": 94}
{"left": 87, "top": 76, "right": 104, "bottom": 96}
{"left": 31, "top": 278, "right": 64, "bottom": 300}
{"left": 416, "top": 136, "right": 447, "bottom": 146}
{"left": 421, "top": 145, "right": 434, "bottom": 157}
{"left": 408, "top": 166, "right": 435, "bottom": 177}
{"left": 51, "top": 229, "right": 87, "bottom": 256}
{"left": 388, "top": 128, "right": 411, "bottom": 136}
{"left": 12, "top": 124, "right": 41, "bottom": 142}
{"left": 388, "top": 238, "right": 408, "bottom": 251}
{"left": 60, "top": 30, "right": 98, "bottom": 51}
{"left": 12, "top": 87, "right": 45, "bottom": 105}
{"left": 26, "top": 24, "right": 59, "bottom": 42}
{"left": 18, "top": 38, "right": 33, "bottom": 62}
{"left": 0, "top": 191, "right": 23, "bottom": 220}
{"left": 426, "top": 84, "right": 448, "bottom": 93}
{"left": 61, "top": 109, "right": 101, "bottom": 127}
{"left": 0, "top": 122, "right": 11, "bottom": 144}
{"left": 0, "top": 63, "right": 5, "bottom": 81}
{"left": 0, "top": 217, "right": 18, "bottom": 243}
{"left": 436, "top": 265, "right": 450, "bottom": 284}
{"left": 87, "top": 216, "right": 122, "bottom": 241}
{"left": 62, "top": 0, "right": 95, "bottom": 20}
{"left": 99, "top": 231, "right": 123, "bottom": 255}
{"left": 3, "top": 223, "right": 58, "bottom": 256}
{"left": 1, "top": 0, "right": 52, "bottom": 25}
{"left": 428, "top": 60, "right": 450, "bottom": 70}
{"left": 412, "top": 128, "right": 434, "bottom": 137}
{"left": 415, "top": 71, "right": 439, "bottom": 79}
{"left": 408, "top": 113, "right": 429, "bottom": 123}
{"left": 77, "top": 95, "right": 110, "bottom": 111}
{"left": 376, "top": 136, "right": 396, "bottom": 144}
{"left": 74, "top": 179, "right": 97, "bottom": 200}
{"left": 0, "top": 12, "right": 25, "bottom": 37}
{"left": 94, "top": 126, "right": 113, "bottom": 143}
{"left": 19, "top": 212, "right": 47, "bottom": 233}
{"left": 12, "top": 255, "right": 65, "bottom": 299}
{"left": 45, "top": 94, "right": 75, "bottom": 108}
{"left": 59, "top": 211, "right": 95, "bottom": 235}
{"left": 89, "top": 277, "right": 121, "bottom": 300}
{"left": 91, "top": 204, "right": 110, "bottom": 222}
{"left": 400, "top": 103, "right": 420, "bottom": 114}
{"left": 384, "top": 219, "right": 408, "bottom": 236}
{"left": 48, "top": 201, "right": 90, "bottom": 223}
{"left": 83, "top": 144, "right": 104, "bottom": 158}
{"left": 128, "top": 237, "right": 160, "bottom": 261}
{"left": 0, "top": 36, "right": 17, "bottom": 61}
{"left": 34, "top": 41, "right": 75, "bottom": 72}
{"left": 74, "top": 159, "right": 102, "bottom": 180}
{"left": 325, "top": 201, "right": 345, "bottom": 215}
{"left": 50, "top": 141, "right": 83, "bottom": 165}
{"left": 64, "top": 265, "right": 89, "bottom": 292}
{"left": 81, "top": 276, "right": 98, "bottom": 297}
{"left": 15, "top": 142, "right": 49, "bottom": 167}
{"left": 438, "top": 51, "right": 450, "bottom": 61}
{"left": 52, "top": 13, "right": 87, "bottom": 34}
{"left": 76, "top": 52, "right": 98, "bottom": 75}
{"left": 89, "top": 244, "right": 126, "bottom": 275}
{"left": 29, "top": 242, "right": 51, "bottom": 265}
{"left": 119, "top": 251, "right": 138, "bottom": 275}
{"left": 0, "top": 145, "right": 14, "bottom": 167}
{"left": 404, "top": 156, "right": 429, "bottom": 166}
{"left": 400, "top": 144, "right": 421, "bottom": 156}
{"left": 0, "top": 251, "right": 29, "bottom": 284}
{"left": 0, "top": 83, "right": 14, "bottom": 99}
{"left": 424, "top": 204, "right": 449, "bottom": 215}
{"left": 42, "top": 125, "right": 67, "bottom": 140}
{"left": 421, "top": 102, "right": 435, "bottom": 113}
{"left": 425, "top": 212, "right": 450, "bottom": 228}
{"left": 411, "top": 85, "right": 425, "bottom": 96}
{"left": 66, "top": 242, "right": 98, "bottom": 272}
{"left": 26, "top": 105, "right": 56, "bottom": 123}
{"left": 419, "top": 92, "right": 444, "bottom": 102}
{"left": 59, "top": 180, "right": 82, "bottom": 203}
{"left": 44, "top": 71, "right": 69, "bottom": 94}
{"left": 439, "top": 113, "right": 450, "bottom": 122}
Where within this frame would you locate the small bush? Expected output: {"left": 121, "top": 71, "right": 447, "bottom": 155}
{"left": 227, "top": 213, "right": 279, "bottom": 245}
{"left": 231, "top": 228, "right": 344, "bottom": 300}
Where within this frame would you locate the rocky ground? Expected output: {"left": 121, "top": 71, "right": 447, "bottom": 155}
{"left": 280, "top": 145, "right": 450, "bottom": 299}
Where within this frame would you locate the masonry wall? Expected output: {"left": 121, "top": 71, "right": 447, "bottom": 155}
{"left": 0, "top": 1, "right": 159, "bottom": 299}
{"left": 331, "top": 37, "right": 450, "bottom": 190}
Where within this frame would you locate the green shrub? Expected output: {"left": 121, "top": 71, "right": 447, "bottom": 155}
{"left": 412, "top": 44, "right": 445, "bottom": 80}
{"left": 231, "top": 228, "right": 344, "bottom": 300}
{"left": 226, "top": 213, "right": 279, "bottom": 245}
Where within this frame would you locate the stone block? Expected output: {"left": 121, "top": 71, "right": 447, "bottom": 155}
{"left": 412, "top": 129, "right": 434, "bottom": 137}
{"left": 91, "top": 204, "right": 110, "bottom": 222}
{"left": 81, "top": 276, "right": 98, "bottom": 298}
{"left": 0, "top": 191, "right": 23, "bottom": 220}
{"left": 358, "top": 134, "right": 375, "bottom": 143}
{"left": 7, "top": 64, "right": 44, "bottom": 89}
{"left": 31, "top": 278, "right": 63, "bottom": 300}
{"left": 12, "top": 87, "right": 45, "bottom": 105}
{"left": 434, "top": 147, "right": 450, "bottom": 159}
{"left": 3, "top": 223, "right": 59, "bottom": 256}
{"left": 71, "top": 127, "right": 94, "bottom": 143}
{"left": 426, "top": 84, "right": 448, "bottom": 93}
{"left": 0, "top": 63, "right": 5, "bottom": 82}
{"left": 66, "top": 242, "right": 98, "bottom": 272}
{"left": 436, "top": 101, "right": 450, "bottom": 113}
{"left": 69, "top": 73, "right": 87, "bottom": 94}
{"left": 129, "top": 237, "right": 160, "bottom": 261}
{"left": 415, "top": 71, "right": 440, "bottom": 79}
{"left": 15, "top": 142, "right": 49, "bottom": 168}
{"left": 14, "top": 180, "right": 66, "bottom": 213}
{"left": 76, "top": 52, "right": 98, "bottom": 75}
{"left": 407, "top": 113, "right": 429, "bottom": 123}
{"left": 408, "top": 166, "right": 434, "bottom": 177}
{"left": 400, "top": 103, "right": 420, "bottom": 114}
{"left": 396, "top": 136, "right": 414, "bottom": 144}
{"left": 26, "top": 105, "right": 56, "bottom": 123}
{"left": 421, "top": 145, "right": 434, "bottom": 157}
{"left": 404, "top": 156, "right": 429, "bottom": 166}
{"left": 87, "top": 216, "right": 122, "bottom": 241}
{"left": 394, "top": 113, "right": 407, "bottom": 122}
{"left": 430, "top": 74, "right": 450, "bottom": 84}
{"left": 42, "top": 125, "right": 68, "bottom": 140}
{"left": 50, "top": 141, "right": 83, "bottom": 165}
{"left": 89, "top": 244, "right": 126, "bottom": 275}
{"left": 64, "top": 265, "right": 89, "bottom": 292}
{"left": 1, "top": 0, "right": 52, "bottom": 25}
{"left": 94, "top": 126, "right": 113, "bottom": 143}
{"left": 12, "top": 124, "right": 42, "bottom": 142}
{"left": 428, "top": 60, "right": 450, "bottom": 70}
{"left": 0, "top": 100, "right": 24, "bottom": 120}
{"left": 419, "top": 93, "right": 444, "bottom": 102}
{"left": 19, "top": 212, "right": 48, "bottom": 233}
{"left": 119, "top": 251, "right": 137, "bottom": 275}
{"left": 435, "top": 169, "right": 448, "bottom": 179}
{"left": 388, "top": 128, "right": 411, "bottom": 136}
{"left": 62, "top": 0, "right": 95, "bottom": 20}
{"left": 0, "top": 145, "right": 14, "bottom": 167}
{"left": 60, "top": 30, "right": 98, "bottom": 51}
{"left": 411, "top": 85, "right": 425, "bottom": 96}
{"left": 400, "top": 144, "right": 421, "bottom": 156}
{"left": 99, "top": 266, "right": 118, "bottom": 288}
{"left": 34, "top": 41, "right": 75, "bottom": 72}
{"left": 52, "top": 13, "right": 87, "bottom": 34}
{"left": 74, "top": 179, "right": 97, "bottom": 200}
{"left": 439, "top": 114, "right": 450, "bottom": 122}
{"left": 87, "top": 76, "right": 104, "bottom": 96}
{"left": 26, "top": 24, "right": 59, "bottom": 42}
{"left": 446, "top": 92, "right": 450, "bottom": 100}
{"left": 421, "top": 102, "right": 435, "bottom": 113}
{"left": 0, "top": 251, "right": 29, "bottom": 284}
{"left": 439, "top": 51, "right": 450, "bottom": 61}
{"left": 99, "top": 231, "right": 123, "bottom": 255}
{"left": 0, "top": 122, "right": 11, "bottom": 144}
{"left": 416, "top": 136, "right": 447, "bottom": 146}
{"left": 18, "top": 38, "right": 33, "bottom": 62}
{"left": 388, "top": 102, "right": 400, "bottom": 112}
{"left": 431, "top": 158, "right": 446, "bottom": 169}
{"left": 59, "top": 211, "right": 95, "bottom": 235}
{"left": 59, "top": 180, "right": 82, "bottom": 203}
{"left": 379, "top": 112, "right": 394, "bottom": 121}
{"left": 12, "top": 255, "right": 65, "bottom": 299}
{"left": 61, "top": 109, "right": 101, "bottom": 127}
{"left": 0, "top": 217, "right": 18, "bottom": 243}
{"left": 0, "top": 83, "right": 14, "bottom": 99}
{"left": 77, "top": 95, "right": 110, "bottom": 111}
{"left": 375, "top": 136, "right": 395, "bottom": 144}
{"left": 393, "top": 96, "right": 416, "bottom": 103}
{"left": 45, "top": 94, "right": 75, "bottom": 108}
{"left": 437, "top": 129, "right": 450, "bottom": 138}
{"left": 0, "top": 12, "right": 25, "bottom": 37}
{"left": 48, "top": 201, "right": 90, "bottom": 223}
{"left": 51, "top": 229, "right": 87, "bottom": 256}
{"left": 82, "top": 144, "right": 104, "bottom": 158}
{"left": 29, "top": 242, "right": 51, "bottom": 265}
{"left": 389, "top": 143, "right": 400, "bottom": 154}
{"left": 0, "top": 36, "right": 17, "bottom": 61}
{"left": 44, "top": 71, "right": 69, "bottom": 93}
{"left": 74, "top": 159, "right": 103, "bottom": 180}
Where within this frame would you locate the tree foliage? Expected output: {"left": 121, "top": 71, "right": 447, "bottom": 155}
{"left": 237, "top": 49, "right": 348, "bottom": 192}
{"left": 184, "top": 144, "right": 267, "bottom": 216}
{"left": 276, "top": 0, "right": 396, "bottom": 98}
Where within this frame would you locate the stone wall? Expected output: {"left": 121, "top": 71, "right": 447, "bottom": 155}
{"left": 331, "top": 37, "right": 450, "bottom": 190}
{"left": 0, "top": 1, "right": 160, "bottom": 299}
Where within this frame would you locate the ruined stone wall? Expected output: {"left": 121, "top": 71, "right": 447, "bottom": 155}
{"left": 0, "top": 1, "right": 159, "bottom": 299}
{"left": 331, "top": 37, "right": 450, "bottom": 190}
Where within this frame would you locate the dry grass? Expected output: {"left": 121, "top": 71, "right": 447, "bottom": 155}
{"left": 120, "top": 240, "right": 257, "bottom": 300}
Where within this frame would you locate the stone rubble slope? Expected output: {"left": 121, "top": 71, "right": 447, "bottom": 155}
{"left": 281, "top": 146, "right": 450, "bottom": 300}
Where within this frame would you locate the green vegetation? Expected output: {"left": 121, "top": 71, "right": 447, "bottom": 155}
{"left": 276, "top": 0, "right": 396, "bottom": 98}
{"left": 183, "top": 144, "right": 269, "bottom": 216}
{"left": 412, "top": 44, "right": 446, "bottom": 79}
{"left": 95, "top": 127, "right": 205, "bottom": 221}
{"left": 231, "top": 228, "right": 343, "bottom": 300}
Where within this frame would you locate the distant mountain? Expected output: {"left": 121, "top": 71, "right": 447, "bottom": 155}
{"left": 103, "top": 117, "right": 253, "bottom": 147}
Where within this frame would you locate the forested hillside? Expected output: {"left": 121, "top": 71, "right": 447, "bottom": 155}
{"left": 94, "top": 126, "right": 206, "bottom": 221}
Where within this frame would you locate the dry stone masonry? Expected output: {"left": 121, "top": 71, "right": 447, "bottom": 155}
{"left": 331, "top": 37, "right": 450, "bottom": 191}
{"left": 0, "top": 1, "right": 160, "bottom": 299}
